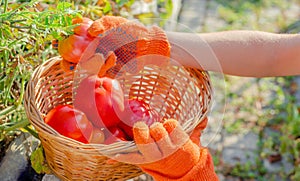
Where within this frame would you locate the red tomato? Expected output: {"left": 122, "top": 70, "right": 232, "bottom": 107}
{"left": 104, "top": 126, "right": 128, "bottom": 144}
{"left": 72, "top": 17, "right": 94, "bottom": 37}
{"left": 58, "top": 34, "right": 93, "bottom": 63}
{"left": 118, "top": 98, "right": 161, "bottom": 140}
{"left": 44, "top": 105, "right": 93, "bottom": 144}
{"left": 74, "top": 75, "right": 124, "bottom": 128}
{"left": 57, "top": 17, "right": 95, "bottom": 63}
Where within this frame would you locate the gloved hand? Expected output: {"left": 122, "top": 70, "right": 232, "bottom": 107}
{"left": 81, "top": 16, "right": 171, "bottom": 77}
{"left": 114, "top": 119, "right": 219, "bottom": 181}
{"left": 59, "top": 16, "right": 171, "bottom": 77}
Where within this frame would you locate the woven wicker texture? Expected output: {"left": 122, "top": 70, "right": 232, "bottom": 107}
{"left": 24, "top": 56, "right": 212, "bottom": 181}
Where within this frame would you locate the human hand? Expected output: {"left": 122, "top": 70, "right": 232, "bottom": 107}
{"left": 113, "top": 118, "right": 219, "bottom": 181}
{"left": 82, "top": 16, "right": 171, "bottom": 77}
{"left": 58, "top": 16, "right": 171, "bottom": 76}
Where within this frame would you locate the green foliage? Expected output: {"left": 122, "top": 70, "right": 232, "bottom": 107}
{"left": 279, "top": 99, "right": 300, "bottom": 180}
{"left": 284, "top": 20, "right": 300, "bottom": 33}
{"left": 0, "top": 0, "right": 81, "bottom": 141}
{"left": 230, "top": 162, "right": 257, "bottom": 179}
{"left": 256, "top": 77, "right": 299, "bottom": 180}
{"left": 292, "top": 166, "right": 300, "bottom": 181}
{"left": 158, "top": 0, "right": 173, "bottom": 19}
{"left": 215, "top": 0, "right": 294, "bottom": 31}
{"left": 103, "top": 0, "right": 112, "bottom": 13}
{"left": 30, "top": 145, "right": 51, "bottom": 174}
{"left": 133, "top": 0, "right": 173, "bottom": 27}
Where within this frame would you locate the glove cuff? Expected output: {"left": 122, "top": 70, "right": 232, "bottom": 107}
{"left": 144, "top": 148, "right": 219, "bottom": 181}
{"left": 180, "top": 148, "right": 219, "bottom": 181}
{"left": 137, "top": 25, "right": 171, "bottom": 58}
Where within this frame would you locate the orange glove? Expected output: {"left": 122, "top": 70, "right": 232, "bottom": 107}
{"left": 76, "top": 51, "right": 117, "bottom": 77}
{"left": 84, "top": 16, "right": 171, "bottom": 76}
{"left": 87, "top": 16, "right": 128, "bottom": 37}
{"left": 190, "top": 117, "right": 209, "bottom": 146}
{"left": 59, "top": 16, "right": 171, "bottom": 76}
{"left": 115, "top": 119, "right": 219, "bottom": 181}
{"left": 57, "top": 16, "right": 126, "bottom": 71}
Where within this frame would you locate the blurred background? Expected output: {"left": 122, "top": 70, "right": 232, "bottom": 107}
{"left": 0, "top": 0, "right": 300, "bottom": 180}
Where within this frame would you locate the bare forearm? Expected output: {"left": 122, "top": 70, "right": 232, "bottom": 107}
{"left": 167, "top": 30, "right": 300, "bottom": 77}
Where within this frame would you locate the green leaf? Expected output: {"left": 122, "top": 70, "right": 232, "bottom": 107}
{"left": 30, "top": 145, "right": 51, "bottom": 174}
{"left": 292, "top": 166, "right": 300, "bottom": 181}
{"left": 57, "top": 2, "right": 73, "bottom": 11}
{"left": 124, "top": 0, "right": 135, "bottom": 7}
{"left": 103, "top": 1, "right": 112, "bottom": 13}
{"left": 116, "top": 0, "right": 128, "bottom": 6}
{"left": 0, "top": 132, "right": 5, "bottom": 142}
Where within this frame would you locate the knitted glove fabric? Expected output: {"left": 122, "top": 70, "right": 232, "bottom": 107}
{"left": 190, "top": 117, "right": 208, "bottom": 146}
{"left": 87, "top": 16, "right": 128, "bottom": 37}
{"left": 86, "top": 16, "right": 171, "bottom": 76}
{"left": 115, "top": 119, "right": 219, "bottom": 181}
{"left": 77, "top": 51, "right": 117, "bottom": 77}
{"left": 58, "top": 16, "right": 170, "bottom": 76}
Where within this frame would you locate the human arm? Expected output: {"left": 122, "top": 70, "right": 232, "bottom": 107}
{"left": 167, "top": 30, "right": 300, "bottom": 77}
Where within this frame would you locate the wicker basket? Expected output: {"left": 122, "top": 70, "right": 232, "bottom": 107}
{"left": 24, "top": 56, "right": 213, "bottom": 181}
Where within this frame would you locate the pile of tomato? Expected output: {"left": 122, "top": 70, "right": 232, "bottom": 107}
{"left": 45, "top": 16, "right": 161, "bottom": 144}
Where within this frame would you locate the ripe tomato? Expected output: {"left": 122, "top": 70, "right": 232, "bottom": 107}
{"left": 104, "top": 126, "right": 128, "bottom": 144}
{"left": 57, "top": 17, "right": 95, "bottom": 63}
{"left": 118, "top": 98, "right": 161, "bottom": 140}
{"left": 74, "top": 75, "right": 124, "bottom": 129}
{"left": 58, "top": 34, "right": 94, "bottom": 63}
{"left": 44, "top": 105, "right": 93, "bottom": 144}
{"left": 72, "top": 17, "right": 94, "bottom": 37}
